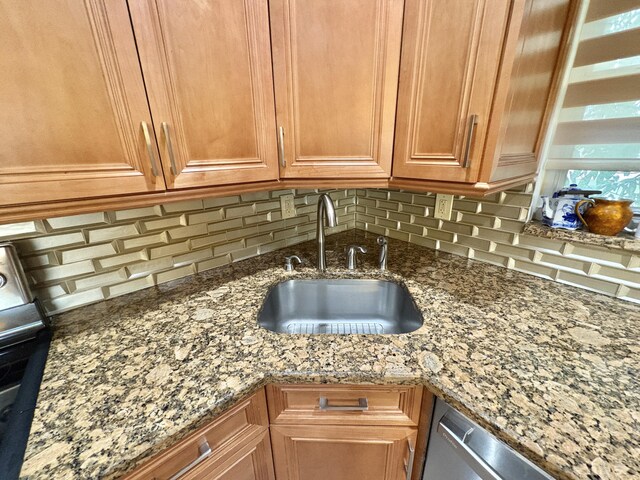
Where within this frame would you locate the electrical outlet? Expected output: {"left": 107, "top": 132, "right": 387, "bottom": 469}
{"left": 280, "top": 194, "right": 296, "bottom": 219}
{"left": 434, "top": 194, "right": 453, "bottom": 220}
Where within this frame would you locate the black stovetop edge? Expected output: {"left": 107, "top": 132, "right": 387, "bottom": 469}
{"left": 0, "top": 328, "right": 51, "bottom": 480}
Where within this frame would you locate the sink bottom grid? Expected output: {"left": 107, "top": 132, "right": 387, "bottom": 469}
{"left": 285, "top": 322, "right": 385, "bottom": 334}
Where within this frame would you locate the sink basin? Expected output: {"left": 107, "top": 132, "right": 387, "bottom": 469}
{"left": 257, "top": 279, "right": 423, "bottom": 334}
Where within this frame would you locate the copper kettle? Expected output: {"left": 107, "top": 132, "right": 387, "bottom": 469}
{"left": 574, "top": 198, "right": 634, "bottom": 236}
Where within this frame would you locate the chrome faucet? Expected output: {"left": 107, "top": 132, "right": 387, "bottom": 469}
{"left": 377, "top": 236, "right": 388, "bottom": 270}
{"left": 316, "top": 193, "right": 337, "bottom": 270}
{"left": 346, "top": 245, "right": 367, "bottom": 270}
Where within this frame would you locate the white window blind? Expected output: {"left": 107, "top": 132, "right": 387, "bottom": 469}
{"left": 546, "top": 1, "right": 640, "bottom": 171}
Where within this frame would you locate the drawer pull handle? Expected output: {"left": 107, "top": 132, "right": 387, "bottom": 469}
{"left": 161, "top": 122, "right": 178, "bottom": 175}
{"left": 462, "top": 114, "right": 478, "bottom": 168}
{"left": 318, "top": 396, "right": 369, "bottom": 411}
{"left": 278, "top": 126, "right": 286, "bottom": 167}
{"left": 141, "top": 121, "right": 160, "bottom": 177}
{"left": 168, "top": 440, "right": 212, "bottom": 480}
{"left": 404, "top": 438, "right": 415, "bottom": 480}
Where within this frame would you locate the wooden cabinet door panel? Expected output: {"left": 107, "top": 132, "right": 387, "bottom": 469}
{"left": 271, "top": 425, "right": 417, "bottom": 480}
{"left": 0, "top": 0, "right": 165, "bottom": 206}
{"left": 124, "top": 390, "right": 273, "bottom": 480}
{"left": 130, "top": 0, "right": 279, "bottom": 189}
{"left": 182, "top": 429, "right": 275, "bottom": 480}
{"left": 392, "top": 0, "right": 510, "bottom": 183}
{"left": 485, "top": 0, "right": 572, "bottom": 182}
{"left": 271, "top": 0, "right": 404, "bottom": 179}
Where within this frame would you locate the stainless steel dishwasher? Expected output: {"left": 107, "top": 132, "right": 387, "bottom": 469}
{"left": 422, "top": 398, "right": 554, "bottom": 480}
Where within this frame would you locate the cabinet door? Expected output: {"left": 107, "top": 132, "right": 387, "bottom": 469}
{"left": 271, "top": 425, "right": 417, "bottom": 480}
{"left": 0, "top": 0, "right": 165, "bottom": 206}
{"left": 392, "top": 0, "right": 510, "bottom": 183}
{"left": 129, "top": 0, "right": 279, "bottom": 189}
{"left": 484, "top": 0, "right": 572, "bottom": 183}
{"left": 270, "top": 0, "right": 404, "bottom": 179}
{"left": 124, "top": 390, "right": 274, "bottom": 480}
{"left": 182, "top": 429, "right": 275, "bottom": 480}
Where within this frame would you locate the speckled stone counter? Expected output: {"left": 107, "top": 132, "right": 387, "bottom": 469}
{"left": 524, "top": 221, "right": 640, "bottom": 253}
{"left": 20, "top": 230, "right": 640, "bottom": 480}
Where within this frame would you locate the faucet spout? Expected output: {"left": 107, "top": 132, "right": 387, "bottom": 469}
{"left": 377, "top": 236, "right": 388, "bottom": 271}
{"left": 316, "top": 194, "right": 337, "bottom": 270}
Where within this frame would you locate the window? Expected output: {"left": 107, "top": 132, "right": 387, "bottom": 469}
{"left": 538, "top": 1, "right": 640, "bottom": 211}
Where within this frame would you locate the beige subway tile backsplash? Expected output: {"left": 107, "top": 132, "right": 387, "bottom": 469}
{"left": 60, "top": 243, "right": 118, "bottom": 264}
{"left": 0, "top": 189, "right": 353, "bottom": 314}
{"left": 161, "top": 199, "right": 204, "bottom": 213}
{"left": 110, "top": 205, "right": 161, "bottom": 222}
{"left": 120, "top": 232, "right": 169, "bottom": 251}
{"left": 142, "top": 216, "right": 185, "bottom": 231}
{"left": 173, "top": 249, "right": 213, "bottom": 268}
{"left": 89, "top": 224, "right": 139, "bottom": 243}
{"left": 1, "top": 185, "right": 637, "bottom": 316}
{"left": 512, "top": 259, "right": 557, "bottom": 280}
{"left": 96, "top": 251, "right": 148, "bottom": 270}
{"left": 46, "top": 212, "right": 108, "bottom": 230}
{"left": 17, "top": 232, "right": 86, "bottom": 252}
{"left": 30, "top": 260, "right": 95, "bottom": 284}
{"left": 0, "top": 220, "right": 46, "bottom": 240}
{"left": 71, "top": 270, "right": 127, "bottom": 292}
{"left": 356, "top": 186, "right": 638, "bottom": 303}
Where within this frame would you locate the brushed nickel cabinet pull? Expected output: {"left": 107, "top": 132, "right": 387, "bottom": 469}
{"left": 462, "top": 114, "right": 478, "bottom": 168}
{"left": 318, "top": 396, "right": 369, "bottom": 411}
{"left": 404, "top": 438, "right": 415, "bottom": 480}
{"left": 168, "top": 441, "right": 212, "bottom": 480}
{"left": 141, "top": 121, "right": 159, "bottom": 177}
{"left": 278, "top": 126, "right": 286, "bottom": 167}
{"left": 161, "top": 122, "right": 178, "bottom": 175}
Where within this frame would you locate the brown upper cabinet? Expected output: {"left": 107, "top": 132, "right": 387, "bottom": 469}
{"left": 391, "top": 0, "right": 574, "bottom": 195}
{"left": 0, "top": 0, "right": 165, "bottom": 206}
{"left": 0, "top": 0, "right": 574, "bottom": 223}
{"left": 270, "top": 0, "right": 404, "bottom": 179}
{"left": 129, "top": 0, "right": 280, "bottom": 190}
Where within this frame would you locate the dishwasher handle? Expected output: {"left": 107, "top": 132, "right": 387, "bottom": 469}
{"left": 438, "top": 414, "right": 503, "bottom": 480}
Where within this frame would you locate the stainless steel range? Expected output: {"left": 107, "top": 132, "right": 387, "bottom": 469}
{"left": 0, "top": 242, "right": 50, "bottom": 479}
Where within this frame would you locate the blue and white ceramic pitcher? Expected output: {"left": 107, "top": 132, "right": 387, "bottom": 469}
{"left": 540, "top": 184, "right": 601, "bottom": 230}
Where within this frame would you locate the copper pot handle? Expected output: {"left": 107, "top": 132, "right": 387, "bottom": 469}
{"left": 575, "top": 199, "right": 595, "bottom": 228}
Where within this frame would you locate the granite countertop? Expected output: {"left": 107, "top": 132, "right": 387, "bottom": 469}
{"left": 20, "top": 230, "right": 640, "bottom": 480}
{"left": 523, "top": 221, "right": 640, "bottom": 253}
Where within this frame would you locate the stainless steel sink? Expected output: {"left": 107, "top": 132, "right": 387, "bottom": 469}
{"left": 257, "top": 279, "right": 423, "bottom": 334}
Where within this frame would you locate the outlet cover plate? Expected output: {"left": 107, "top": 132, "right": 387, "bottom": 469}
{"left": 280, "top": 194, "right": 296, "bottom": 219}
{"left": 434, "top": 194, "right": 453, "bottom": 220}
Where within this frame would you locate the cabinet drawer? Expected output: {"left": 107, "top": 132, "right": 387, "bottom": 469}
{"left": 266, "top": 384, "right": 423, "bottom": 426}
{"left": 124, "top": 389, "right": 270, "bottom": 480}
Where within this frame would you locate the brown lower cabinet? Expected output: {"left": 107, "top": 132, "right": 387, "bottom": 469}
{"left": 124, "top": 385, "right": 431, "bottom": 480}
{"left": 124, "top": 389, "right": 275, "bottom": 480}
{"left": 270, "top": 425, "right": 417, "bottom": 480}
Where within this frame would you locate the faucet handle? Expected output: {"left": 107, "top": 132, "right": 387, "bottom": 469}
{"left": 346, "top": 245, "right": 367, "bottom": 270}
{"left": 284, "top": 255, "right": 303, "bottom": 272}
{"left": 347, "top": 245, "right": 367, "bottom": 254}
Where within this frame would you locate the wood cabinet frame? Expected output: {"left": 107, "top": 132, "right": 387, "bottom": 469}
{"left": 123, "top": 385, "right": 434, "bottom": 480}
